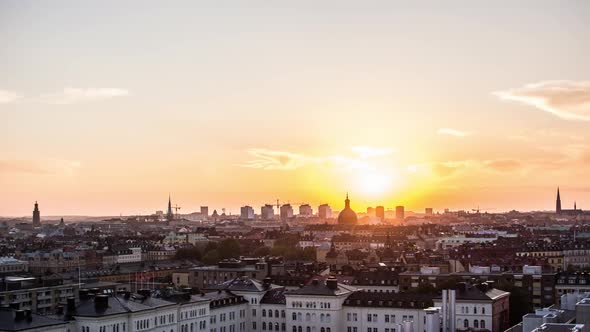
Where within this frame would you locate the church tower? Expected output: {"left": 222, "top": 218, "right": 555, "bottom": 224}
{"left": 556, "top": 187, "right": 562, "bottom": 214}
{"left": 166, "top": 195, "right": 174, "bottom": 221}
{"left": 32, "top": 201, "right": 41, "bottom": 227}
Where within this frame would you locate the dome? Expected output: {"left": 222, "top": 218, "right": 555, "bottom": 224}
{"left": 337, "top": 194, "right": 358, "bottom": 225}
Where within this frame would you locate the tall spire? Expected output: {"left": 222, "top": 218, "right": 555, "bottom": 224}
{"left": 556, "top": 187, "right": 562, "bottom": 214}
{"left": 166, "top": 194, "right": 174, "bottom": 221}
{"left": 344, "top": 193, "right": 350, "bottom": 209}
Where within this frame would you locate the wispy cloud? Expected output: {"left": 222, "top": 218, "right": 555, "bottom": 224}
{"left": 0, "top": 90, "right": 22, "bottom": 104}
{"left": 39, "top": 87, "right": 130, "bottom": 104}
{"left": 351, "top": 146, "right": 395, "bottom": 159}
{"left": 494, "top": 80, "right": 590, "bottom": 121}
{"left": 240, "top": 149, "right": 307, "bottom": 170}
{"left": 0, "top": 159, "right": 81, "bottom": 175}
{"left": 483, "top": 159, "right": 521, "bottom": 172}
{"left": 437, "top": 128, "right": 470, "bottom": 137}
{"left": 240, "top": 146, "right": 394, "bottom": 171}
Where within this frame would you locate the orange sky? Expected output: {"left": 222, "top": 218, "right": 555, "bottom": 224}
{"left": 1, "top": 1, "right": 590, "bottom": 216}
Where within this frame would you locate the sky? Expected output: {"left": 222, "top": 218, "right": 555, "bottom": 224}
{"left": 1, "top": 0, "right": 590, "bottom": 216}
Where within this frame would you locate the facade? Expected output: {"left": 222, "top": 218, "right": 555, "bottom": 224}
{"left": 241, "top": 206, "right": 255, "bottom": 220}
{"left": 434, "top": 283, "right": 510, "bottom": 332}
{"left": 188, "top": 259, "right": 269, "bottom": 289}
{"left": 280, "top": 204, "right": 294, "bottom": 221}
{"left": 261, "top": 205, "right": 275, "bottom": 220}
{"left": 0, "top": 257, "right": 29, "bottom": 275}
{"left": 0, "top": 281, "right": 79, "bottom": 315}
{"left": 318, "top": 204, "right": 332, "bottom": 220}
{"left": 115, "top": 247, "right": 142, "bottom": 264}
{"left": 375, "top": 206, "right": 384, "bottom": 221}
{"left": 395, "top": 206, "right": 404, "bottom": 221}
{"left": 299, "top": 205, "right": 313, "bottom": 217}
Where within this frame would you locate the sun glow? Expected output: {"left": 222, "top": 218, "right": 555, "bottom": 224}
{"left": 356, "top": 172, "right": 394, "bottom": 197}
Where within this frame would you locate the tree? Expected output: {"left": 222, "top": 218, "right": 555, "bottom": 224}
{"left": 202, "top": 250, "right": 220, "bottom": 265}
{"left": 254, "top": 246, "right": 271, "bottom": 257}
{"left": 217, "top": 239, "right": 241, "bottom": 260}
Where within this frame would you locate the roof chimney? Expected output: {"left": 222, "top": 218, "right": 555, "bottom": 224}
{"left": 326, "top": 276, "right": 338, "bottom": 290}
{"left": 263, "top": 277, "right": 272, "bottom": 289}
{"left": 94, "top": 294, "right": 109, "bottom": 310}
{"left": 14, "top": 309, "right": 25, "bottom": 321}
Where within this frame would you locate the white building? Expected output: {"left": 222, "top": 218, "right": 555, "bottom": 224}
{"left": 0, "top": 256, "right": 28, "bottom": 274}
{"left": 115, "top": 247, "right": 142, "bottom": 264}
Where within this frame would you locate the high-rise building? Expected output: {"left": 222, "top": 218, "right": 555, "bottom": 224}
{"left": 200, "top": 206, "right": 209, "bottom": 217}
{"left": 261, "top": 204, "right": 275, "bottom": 220}
{"left": 280, "top": 204, "right": 293, "bottom": 221}
{"left": 299, "top": 204, "right": 313, "bottom": 217}
{"left": 366, "top": 207, "right": 375, "bottom": 216}
{"left": 166, "top": 195, "right": 174, "bottom": 221}
{"left": 396, "top": 205, "right": 405, "bottom": 221}
{"left": 240, "top": 206, "right": 255, "bottom": 220}
{"left": 32, "top": 201, "right": 41, "bottom": 227}
{"left": 375, "top": 206, "right": 385, "bottom": 221}
{"left": 425, "top": 208, "right": 433, "bottom": 216}
{"left": 318, "top": 204, "right": 332, "bottom": 219}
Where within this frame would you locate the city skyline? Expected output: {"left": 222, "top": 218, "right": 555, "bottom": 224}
{"left": 2, "top": 1, "right": 590, "bottom": 216}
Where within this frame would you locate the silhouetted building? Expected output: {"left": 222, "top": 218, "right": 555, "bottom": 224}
{"left": 280, "top": 204, "right": 293, "bottom": 221}
{"left": 396, "top": 205, "right": 405, "bottom": 221}
{"left": 425, "top": 208, "right": 433, "bottom": 216}
{"left": 338, "top": 194, "right": 358, "bottom": 225}
{"left": 240, "top": 206, "right": 255, "bottom": 220}
{"left": 375, "top": 206, "right": 385, "bottom": 221}
{"left": 200, "top": 206, "right": 208, "bottom": 217}
{"left": 318, "top": 204, "right": 332, "bottom": 219}
{"left": 261, "top": 204, "right": 275, "bottom": 220}
{"left": 32, "top": 201, "right": 40, "bottom": 227}
{"left": 366, "top": 207, "right": 375, "bottom": 216}
{"left": 299, "top": 204, "right": 313, "bottom": 217}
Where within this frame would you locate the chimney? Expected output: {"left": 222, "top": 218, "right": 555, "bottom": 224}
{"left": 79, "top": 288, "right": 90, "bottom": 300}
{"left": 67, "top": 297, "right": 76, "bottom": 312}
{"left": 138, "top": 289, "right": 151, "bottom": 298}
{"left": 24, "top": 309, "right": 32, "bottom": 321}
{"left": 94, "top": 294, "right": 109, "bottom": 310}
{"left": 326, "top": 276, "right": 338, "bottom": 290}
{"left": 14, "top": 309, "right": 25, "bottom": 321}
{"left": 263, "top": 277, "right": 272, "bottom": 290}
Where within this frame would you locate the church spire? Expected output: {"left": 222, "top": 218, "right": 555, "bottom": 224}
{"left": 166, "top": 194, "right": 174, "bottom": 221}
{"left": 556, "top": 187, "right": 562, "bottom": 214}
{"left": 344, "top": 193, "right": 350, "bottom": 209}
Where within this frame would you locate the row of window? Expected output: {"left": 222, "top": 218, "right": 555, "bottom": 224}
{"left": 292, "top": 327, "right": 332, "bottom": 332}
{"left": 291, "top": 312, "right": 332, "bottom": 323}
{"left": 81, "top": 324, "right": 126, "bottom": 332}
{"left": 262, "top": 309, "right": 286, "bottom": 318}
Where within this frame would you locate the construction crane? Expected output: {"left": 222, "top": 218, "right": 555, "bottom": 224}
{"left": 172, "top": 204, "right": 182, "bottom": 220}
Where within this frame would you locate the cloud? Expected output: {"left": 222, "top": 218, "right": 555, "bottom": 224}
{"left": 0, "top": 90, "right": 22, "bottom": 104}
{"left": 240, "top": 146, "right": 394, "bottom": 171}
{"left": 351, "top": 146, "right": 395, "bottom": 159}
{"left": 432, "top": 161, "right": 469, "bottom": 177}
{"left": 39, "top": 87, "right": 129, "bottom": 104}
{"left": 0, "top": 159, "right": 81, "bottom": 175}
{"left": 240, "top": 149, "right": 307, "bottom": 170}
{"left": 483, "top": 159, "right": 521, "bottom": 172}
{"left": 437, "top": 128, "right": 470, "bottom": 137}
{"left": 494, "top": 80, "right": 590, "bottom": 121}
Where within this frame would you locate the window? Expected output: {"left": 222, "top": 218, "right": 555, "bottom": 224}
{"left": 474, "top": 320, "right": 479, "bottom": 328}
{"left": 481, "top": 320, "right": 485, "bottom": 329}
{"left": 464, "top": 319, "right": 469, "bottom": 328}
{"left": 474, "top": 307, "right": 477, "bottom": 314}
{"left": 482, "top": 307, "right": 485, "bottom": 314}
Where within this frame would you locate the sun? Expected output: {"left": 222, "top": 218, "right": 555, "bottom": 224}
{"left": 356, "top": 171, "right": 393, "bottom": 197}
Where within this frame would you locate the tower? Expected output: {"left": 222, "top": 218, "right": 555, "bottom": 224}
{"left": 166, "top": 195, "right": 174, "bottom": 221}
{"left": 556, "top": 187, "right": 562, "bottom": 214}
{"left": 32, "top": 201, "right": 41, "bottom": 227}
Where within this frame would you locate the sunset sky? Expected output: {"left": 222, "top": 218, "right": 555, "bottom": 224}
{"left": 1, "top": 1, "right": 590, "bottom": 216}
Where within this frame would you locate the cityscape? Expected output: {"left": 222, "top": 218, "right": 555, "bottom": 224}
{"left": 2, "top": 2, "right": 590, "bottom": 332}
